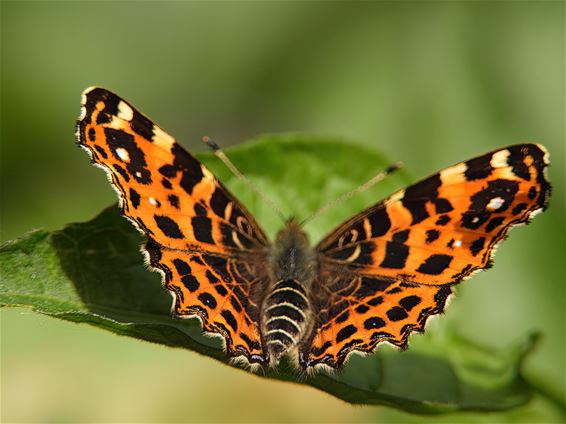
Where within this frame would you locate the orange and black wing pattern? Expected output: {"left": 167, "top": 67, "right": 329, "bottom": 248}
{"left": 76, "top": 87, "right": 270, "bottom": 365}
{"left": 301, "top": 144, "right": 550, "bottom": 368}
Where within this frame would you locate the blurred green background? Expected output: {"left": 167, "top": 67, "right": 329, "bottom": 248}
{"left": 1, "top": 1, "right": 564, "bottom": 422}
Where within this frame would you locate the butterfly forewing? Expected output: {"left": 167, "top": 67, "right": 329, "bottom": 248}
{"left": 303, "top": 144, "right": 550, "bottom": 368}
{"left": 77, "top": 87, "right": 270, "bottom": 364}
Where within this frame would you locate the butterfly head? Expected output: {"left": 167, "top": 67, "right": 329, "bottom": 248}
{"left": 274, "top": 217, "right": 310, "bottom": 250}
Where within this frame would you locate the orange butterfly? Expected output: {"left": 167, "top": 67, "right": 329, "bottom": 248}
{"left": 77, "top": 87, "right": 551, "bottom": 370}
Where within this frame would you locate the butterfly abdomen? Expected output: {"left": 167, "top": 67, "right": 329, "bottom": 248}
{"left": 263, "top": 278, "right": 310, "bottom": 360}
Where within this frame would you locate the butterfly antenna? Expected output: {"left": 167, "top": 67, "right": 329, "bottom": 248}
{"left": 202, "top": 136, "right": 287, "bottom": 223}
{"left": 299, "top": 162, "right": 402, "bottom": 227}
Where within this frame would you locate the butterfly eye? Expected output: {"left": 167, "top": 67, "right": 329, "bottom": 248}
{"left": 338, "top": 229, "right": 359, "bottom": 247}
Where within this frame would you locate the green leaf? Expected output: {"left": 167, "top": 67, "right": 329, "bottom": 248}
{"left": 0, "top": 135, "right": 536, "bottom": 413}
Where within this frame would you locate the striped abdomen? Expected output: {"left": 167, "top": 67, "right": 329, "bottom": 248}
{"left": 262, "top": 278, "right": 310, "bottom": 361}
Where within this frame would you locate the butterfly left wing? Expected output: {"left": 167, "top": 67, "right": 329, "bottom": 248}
{"left": 299, "top": 144, "right": 550, "bottom": 368}
{"left": 77, "top": 87, "right": 271, "bottom": 365}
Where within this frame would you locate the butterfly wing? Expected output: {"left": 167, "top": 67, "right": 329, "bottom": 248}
{"left": 300, "top": 144, "right": 550, "bottom": 368}
{"left": 77, "top": 87, "right": 270, "bottom": 365}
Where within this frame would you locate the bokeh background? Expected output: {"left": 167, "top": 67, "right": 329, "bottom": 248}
{"left": 1, "top": 1, "right": 564, "bottom": 422}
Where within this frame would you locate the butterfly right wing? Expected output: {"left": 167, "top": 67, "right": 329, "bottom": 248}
{"left": 77, "top": 87, "right": 270, "bottom": 365}
{"left": 300, "top": 144, "right": 550, "bottom": 369}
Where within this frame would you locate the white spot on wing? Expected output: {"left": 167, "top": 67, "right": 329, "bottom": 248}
{"left": 490, "top": 149, "right": 510, "bottom": 168}
{"left": 152, "top": 126, "right": 175, "bottom": 149}
{"left": 387, "top": 189, "right": 405, "bottom": 203}
{"left": 201, "top": 165, "right": 214, "bottom": 181}
{"left": 486, "top": 197, "right": 504, "bottom": 211}
{"left": 454, "top": 239, "right": 462, "bottom": 248}
{"left": 115, "top": 147, "right": 130, "bottom": 162}
{"left": 79, "top": 91, "right": 88, "bottom": 120}
{"left": 149, "top": 197, "right": 157, "bottom": 206}
{"left": 117, "top": 100, "right": 134, "bottom": 121}
{"left": 440, "top": 162, "right": 467, "bottom": 184}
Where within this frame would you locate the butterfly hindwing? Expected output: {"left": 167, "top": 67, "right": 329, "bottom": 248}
{"left": 77, "top": 87, "right": 270, "bottom": 364}
{"left": 300, "top": 268, "right": 452, "bottom": 368}
{"left": 302, "top": 144, "right": 550, "bottom": 368}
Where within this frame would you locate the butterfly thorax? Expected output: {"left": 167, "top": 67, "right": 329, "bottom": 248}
{"left": 262, "top": 219, "right": 316, "bottom": 365}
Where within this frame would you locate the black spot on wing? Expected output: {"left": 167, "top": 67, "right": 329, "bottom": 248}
{"left": 469, "top": 237, "right": 486, "bottom": 257}
{"left": 113, "top": 164, "right": 130, "bottom": 182}
{"left": 130, "top": 110, "right": 154, "bottom": 140}
{"left": 386, "top": 287, "right": 402, "bottom": 294}
{"left": 161, "top": 178, "right": 172, "bottom": 189}
{"left": 205, "top": 269, "right": 219, "bottom": 285}
{"left": 88, "top": 127, "right": 96, "bottom": 141}
{"left": 129, "top": 188, "right": 140, "bottom": 209}
{"left": 464, "top": 154, "right": 493, "bottom": 180}
{"left": 399, "top": 295, "right": 421, "bottom": 311}
{"left": 158, "top": 164, "right": 177, "bottom": 178}
{"left": 364, "top": 316, "right": 386, "bottom": 329}
{"left": 368, "top": 296, "right": 383, "bottom": 306}
{"left": 221, "top": 310, "right": 238, "bottom": 331}
{"left": 436, "top": 215, "right": 451, "bottom": 226}
{"left": 181, "top": 274, "right": 199, "bottom": 292}
{"left": 173, "top": 259, "right": 191, "bottom": 275}
{"left": 355, "top": 304, "right": 370, "bottom": 314}
{"left": 336, "top": 311, "right": 349, "bottom": 323}
{"left": 387, "top": 306, "right": 408, "bottom": 321}
{"left": 171, "top": 143, "right": 204, "bottom": 195}
{"left": 168, "top": 194, "right": 180, "bottom": 209}
{"left": 512, "top": 203, "right": 528, "bottom": 215}
{"left": 336, "top": 324, "right": 357, "bottom": 343}
{"left": 191, "top": 216, "right": 214, "bottom": 244}
{"left": 417, "top": 254, "right": 453, "bottom": 275}
{"left": 210, "top": 187, "right": 230, "bottom": 218}
{"left": 355, "top": 277, "right": 392, "bottom": 298}
{"left": 485, "top": 216, "right": 505, "bottom": 233}
{"left": 367, "top": 207, "right": 391, "bottom": 237}
{"left": 433, "top": 198, "right": 454, "bottom": 213}
{"left": 507, "top": 145, "right": 531, "bottom": 181}
{"left": 202, "top": 255, "right": 232, "bottom": 283}
{"left": 194, "top": 202, "right": 208, "bottom": 217}
{"left": 392, "top": 230, "right": 409, "bottom": 243}
{"left": 230, "top": 296, "right": 243, "bottom": 313}
{"left": 425, "top": 229, "right": 440, "bottom": 244}
{"left": 401, "top": 173, "right": 442, "bottom": 224}
{"left": 352, "top": 242, "right": 376, "bottom": 265}
{"left": 528, "top": 186, "right": 537, "bottom": 200}
{"left": 198, "top": 292, "right": 217, "bottom": 309}
{"left": 380, "top": 241, "right": 409, "bottom": 269}
{"left": 154, "top": 215, "right": 184, "bottom": 239}
{"left": 94, "top": 145, "right": 108, "bottom": 159}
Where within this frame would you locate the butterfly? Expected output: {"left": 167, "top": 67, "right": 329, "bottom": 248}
{"left": 76, "top": 87, "right": 551, "bottom": 371}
